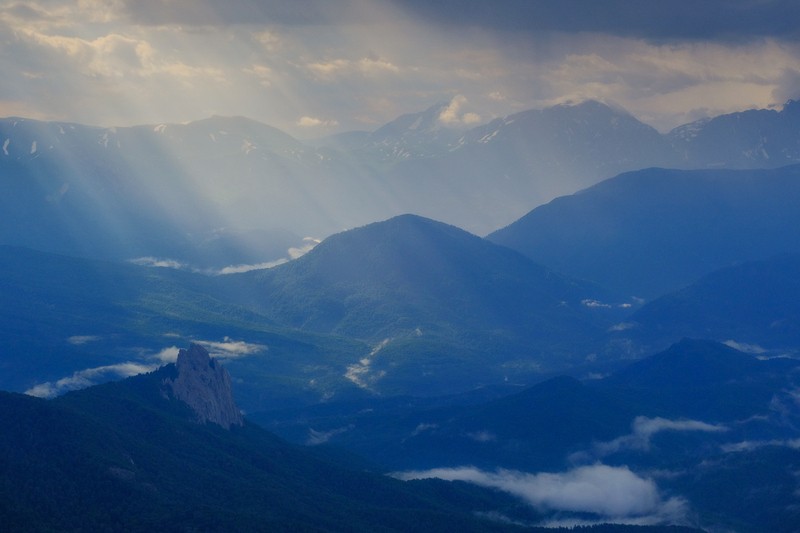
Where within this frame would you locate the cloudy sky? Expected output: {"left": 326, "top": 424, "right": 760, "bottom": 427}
{"left": 1, "top": 0, "right": 799, "bottom": 137}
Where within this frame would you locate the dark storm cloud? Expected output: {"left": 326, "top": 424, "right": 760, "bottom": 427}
{"left": 392, "top": 0, "right": 800, "bottom": 42}
{"left": 119, "top": 0, "right": 800, "bottom": 40}
{"left": 2, "top": 0, "right": 798, "bottom": 134}
{"left": 121, "top": 0, "right": 371, "bottom": 26}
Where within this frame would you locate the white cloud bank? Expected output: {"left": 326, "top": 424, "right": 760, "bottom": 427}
{"left": 723, "top": 339, "right": 767, "bottom": 354}
{"left": 66, "top": 335, "right": 102, "bottom": 345}
{"left": 306, "top": 424, "right": 354, "bottom": 445}
{"left": 129, "top": 256, "right": 188, "bottom": 269}
{"left": 593, "top": 416, "right": 728, "bottom": 456}
{"left": 26, "top": 361, "right": 157, "bottom": 398}
{"left": 196, "top": 337, "right": 267, "bottom": 359}
{"left": 721, "top": 438, "right": 800, "bottom": 453}
{"left": 297, "top": 116, "right": 339, "bottom": 128}
{"left": 152, "top": 345, "right": 180, "bottom": 363}
{"left": 438, "top": 95, "right": 481, "bottom": 126}
{"left": 394, "top": 464, "right": 689, "bottom": 525}
{"left": 130, "top": 237, "right": 321, "bottom": 275}
{"left": 25, "top": 338, "right": 265, "bottom": 397}
{"left": 218, "top": 236, "right": 322, "bottom": 274}
{"left": 217, "top": 258, "right": 290, "bottom": 274}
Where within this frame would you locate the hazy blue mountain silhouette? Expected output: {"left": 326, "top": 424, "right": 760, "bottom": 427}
{"left": 668, "top": 99, "right": 800, "bottom": 168}
{"left": 380, "top": 100, "right": 676, "bottom": 233}
{"left": 5, "top": 99, "right": 800, "bottom": 263}
{"left": 625, "top": 253, "right": 800, "bottom": 351}
{"left": 488, "top": 165, "right": 800, "bottom": 299}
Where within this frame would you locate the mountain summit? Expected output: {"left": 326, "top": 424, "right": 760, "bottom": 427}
{"left": 164, "top": 343, "right": 243, "bottom": 429}
{"left": 220, "top": 214, "right": 614, "bottom": 395}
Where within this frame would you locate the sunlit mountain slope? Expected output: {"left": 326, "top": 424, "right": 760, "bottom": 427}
{"left": 4, "top": 100, "right": 800, "bottom": 268}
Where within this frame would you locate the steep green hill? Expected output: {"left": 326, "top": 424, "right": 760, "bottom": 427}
{"left": 223, "top": 214, "right": 619, "bottom": 394}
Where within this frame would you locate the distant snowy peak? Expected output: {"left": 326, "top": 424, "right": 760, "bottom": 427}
{"left": 133, "top": 115, "right": 310, "bottom": 159}
{"left": 0, "top": 117, "right": 109, "bottom": 159}
{"left": 357, "top": 103, "right": 466, "bottom": 161}
{"left": 371, "top": 102, "right": 450, "bottom": 138}
{"left": 669, "top": 117, "right": 712, "bottom": 142}
{"left": 666, "top": 100, "right": 800, "bottom": 166}
{"left": 458, "top": 100, "right": 662, "bottom": 148}
{"left": 0, "top": 114, "right": 318, "bottom": 163}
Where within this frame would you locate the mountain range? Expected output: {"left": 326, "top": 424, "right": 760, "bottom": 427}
{"left": 3, "top": 99, "right": 800, "bottom": 268}
{"left": 4, "top": 99, "right": 800, "bottom": 531}
{"left": 488, "top": 165, "right": 800, "bottom": 298}
{"left": 623, "top": 253, "right": 800, "bottom": 353}
{"left": 254, "top": 338, "right": 800, "bottom": 532}
{"left": 5, "top": 172, "right": 800, "bottom": 408}
{"left": 220, "top": 214, "right": 618, "bottom": 395}
{"left": 0, "top": 213, "right": 620, "bottom": 408}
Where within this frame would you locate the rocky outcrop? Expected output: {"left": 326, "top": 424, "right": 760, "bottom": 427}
{"left": 164, "top": 343, "right": 244, "bottom": 429}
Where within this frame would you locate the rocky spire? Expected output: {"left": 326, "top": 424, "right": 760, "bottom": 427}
{"left": 165, "top": 343, "right": 244, "bottom": 429}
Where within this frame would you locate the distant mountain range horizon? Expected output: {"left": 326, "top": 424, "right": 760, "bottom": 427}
{"left": 5, "top": 96, "right": 797, "bottom": 139}
{"left": 3, "top": 97, "right": 800, "bottom": 276}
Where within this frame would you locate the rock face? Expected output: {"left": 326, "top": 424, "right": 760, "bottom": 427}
{"left": 165, "top": 343, "right": 244, "bottom": 429}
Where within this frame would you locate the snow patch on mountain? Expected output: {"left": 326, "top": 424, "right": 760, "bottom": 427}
{"left": 479, "top": 130, "right": 499, "bottom": 143}
{"left": 670, "top": 117, "right": 712, "bottom": 141}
